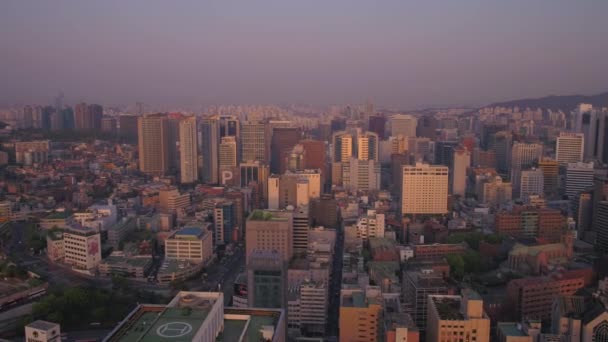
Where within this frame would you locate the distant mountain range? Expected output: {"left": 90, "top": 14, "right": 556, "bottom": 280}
{"left": 483, "top": 91, "right": 608, "bottom": 112}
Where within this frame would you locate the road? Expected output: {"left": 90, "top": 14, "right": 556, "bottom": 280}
{"left": 187, "top": 246, "right": 245, "bottom": 305}
{"left": 327, "top": 218, "right": 345, "bottom": 338}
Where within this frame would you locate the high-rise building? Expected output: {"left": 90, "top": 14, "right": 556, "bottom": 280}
{"left": 165, "top": 115, "right": 181, "bottom": 170}
{"left": 511, "top": 142, "right": 543, "bottom": 197}
{"left": 357, "top": 132, "right": 379, "bottom": 161}
{"left": 118, "top": 114, "right": 138, "bottom": 140}
{"left": 480, "top": 176, "right": 512, "bottom": 207}
{"left": 538, "top": 159, "right": 559, "bottom": 198}
{"left": 368, "top": 115, "right": 387, "bottom": 139}
{"left": 271, "top": 127, "right": 301, "bottom": 174}
{"left": 239, "top": 161, "right": 270, "bottom": 206}
{"left": 138, "top": 114, "right": 169, "bottom": 175}
{"left": 310, "top": 195, "right": 338, "bottom": 229}
{"left": 574, "top": 104, "right": 608, "bottom": 162}
{"left": 426, "top": 290, "right": 490, "bottom": 342}
{"left": 595, "top": 201, "right": 608, "bottom": 253}
{"left": 219, "top": 136, "right": 238, "bottom": 182}
{"left": 292, "top": 206, "right": 310, "bottom": 254}
{"left": 493, "top": 131, "right": 513, "bottom": 174}
{"left": 248, "top": 250, "right": 287, "bottom": 309}
{"left": 556, "top": 132, "right": 584, "bottom": 165}
{"left": 565, "top": 162, "right": 595, "bottom": 198}
{"left": 179, "top": 116, "right": 198, "bottom": 183}
{"left": 200, "top": 117, "right": 219, "bottom": 184}
{"left": 14, "top": 140, "right": 50, "bottom": 165}
{"left": 401, "top": 163, "right": 449, "bottom": 216}
{"left": 452, "top": 147, "right": 470, "bottom": 197}
{"left": 390, "top": 114, "right": 417, "bottom": 137}
{"left": 520, "top": 168, "right": 544, "bottom": 201}
{"left": 74, "top": 103, "right": 102, "bottom": 130}
{"left": 332, "top": 131, "right": 353, "bottom": 163}
{"left": 300, "top": 139, "right": 327, "bottom": 185}
{"left": 246, "top": 210, "right": 293, "bottom": 264}
{"left": 213, "top": 200, "right": 235, "bottom": 246}
{"left": 240, "top": 121, "right": 268, "bottom": 162}
{"left": 342, "top": 158, "right": 381, "bottom": 192}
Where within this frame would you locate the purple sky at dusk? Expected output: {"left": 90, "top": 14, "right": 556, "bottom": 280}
{"left": 1, "top": 1, "right": 607, "bottom": 108}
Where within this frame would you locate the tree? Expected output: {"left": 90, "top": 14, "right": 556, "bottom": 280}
{"left": 446, "top": 254, "right": 465, "bottom": 279}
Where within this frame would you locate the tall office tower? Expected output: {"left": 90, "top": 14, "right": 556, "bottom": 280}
{"left": 417, "top": 115, "right": 439, "bottom": 139}
{"left": 119, "top": 114, "right": 139, "bottom": 140}
{"left": 292, "top": 205, "right": 310, "bottom": 254}
{"left": 179, "top": 116, "right": 198, "bottom": 183}
{"left": 577, "top": 192, "right": 593, "bottom": 235}
{"left": 246, "top": 210, "right": 293, "bottom": 264}
{"left": 538, "top": 159, "right": 559, "bottom": 198}
{"left": 472, "top": 148, "right": 497, "bottom": 169}
{"left": 165, "top": 115, "right": 181, "bottom": 170}
{"left": 138, "top": 114, "right": 169, "bottom": 175}
{"left": 390, "top": 114, "right": 417, "bottom": 137}
{"left": 74, "top": 103, "right": 103, "bottom": 130}
{"left": 30, "top": 106, "right": 43, "bottom": 129}
{"left": 427, "top": 291, "right": 490, "bottom": 342}
{"left": 332, "top": 131, "right": 353, "bottom": 163}
{"left": 368, "top": 115, "right": 387, "bottom": 139}
{"left": 49, "top": 109, "right": 63, "bottom": 131}
{"left": 391, "top": 153, "right": 411, "bottom": 197}
{"left": 201, "top": 116, "right": 220, "bottom": 184}
{"left": 310, "top": 195, "right": 338, "bottom": 229}
{"left": 356, "top": 132, "right": 379, "bottom": 161}
{"left": 135, "top": 102, "right": 144, "bottom": 116}
{"left": 595, "top": 201, "right": 608, "bottom": 252}
{"left": 247, "top": 250, "right": 287, "bottom": 309}
{"left": 575, "top": 104, "right": 596, "bottom": 159}
{"left": 300, "top": 139, "right": 326, "bottom": 181}
{"left": 556, "top": 132, "right": 584, "bottom": 165}
{"left": 219, "top": 136, "right": 238, "bottom": 175}
{"left": 268, "top": 175, "right": 280, "bottom": 210}
{"left": 401, "top": 163, "right": 449, "bottom": 216}
{"left": 482, "top": 123, "right": 508, "bottom": 149}
{"left": 592, "top": 175, "right": 608, "bottom": 223}
{"left": 74, "top": 102, "right": 88, "bottom": 129}
{"left": 22, "top": 105, "right": 33, "bottom": 129}
{"left": 389, "top": 135, "right": 408, "bottom": 155}
{"left": 434, "top": 140, "right": 458, "bottom": 166}
{"left": 452, "top": 147, "right": 470, "bottom": 197}
{"left": 286, "top": 144, "right": 306, "bottom": 171}
{"left": 565, "top": 162, "right": 595, "bottom": 198}
{"left": 510, "top": 142, "right": 543, "bottom": 197}
{"left": 339, "top": 287, "right": 383, "bottom": 342}
{"left": 240, "top": 161, "right": 270, "bottom": 203}
{"left": 341, "top": 158, "right": 381, "bottom": 192}
{"left": 493, "top": 131, "right": 513, "bottom": 174}
{"left": 240, "top": 121, "right": 268, "bottom": 162}
{"left": 271, "top": 127, "right": 301, "bottom": 174}
{"left": 330, "top": 117, "right": 346, "bottom": 133}
{"left": 408, "top": 137, "right": 433, "bottom": 162}
{"left": 213, "top": 200, "right": 235, "bottom": 246}
{"left": 88, "top": 104, "right": 103, "bottom": 130}
{"left": 520, "top": 168, "right": 544, "bottom": 200}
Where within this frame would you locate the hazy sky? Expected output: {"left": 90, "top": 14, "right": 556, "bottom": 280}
{"left": 1, "top": 1, "right": 607, "bottom": 108}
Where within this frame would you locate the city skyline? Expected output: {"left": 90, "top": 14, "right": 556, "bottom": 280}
{"left": 2, "top": 1, "right": 608, "bottom": 108}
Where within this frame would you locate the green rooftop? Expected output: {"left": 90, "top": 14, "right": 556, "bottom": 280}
{"left": 111, "top": 307, "right": 208, "bottom": 342}
{"left": 249, "top": 210, "right": 288, "bottom": 221}
{"left": 497, "top": 322, "right": 525, "bottom": 337}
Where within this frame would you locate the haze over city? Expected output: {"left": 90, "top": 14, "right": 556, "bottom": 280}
{"left": 2, "top": 0, "right": 608, "bottom": 108}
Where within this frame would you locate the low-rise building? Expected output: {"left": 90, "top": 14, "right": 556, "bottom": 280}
{"left": 25, "top": 320, "right": 60, "bottom": 342}
{"left": 102, "top": 291, "right": 286, "bottom": 342}
{"left": 165, "top": 226, "right": 213, "bottom": 265}
{"left": 426, "top": 290, "right": 490, "bottom": 342}
{"left": 63, "top": 227, "right": 102, "bottom": 271}
{"left": 99, "top": 254, "right": 152, "bottom": 278}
